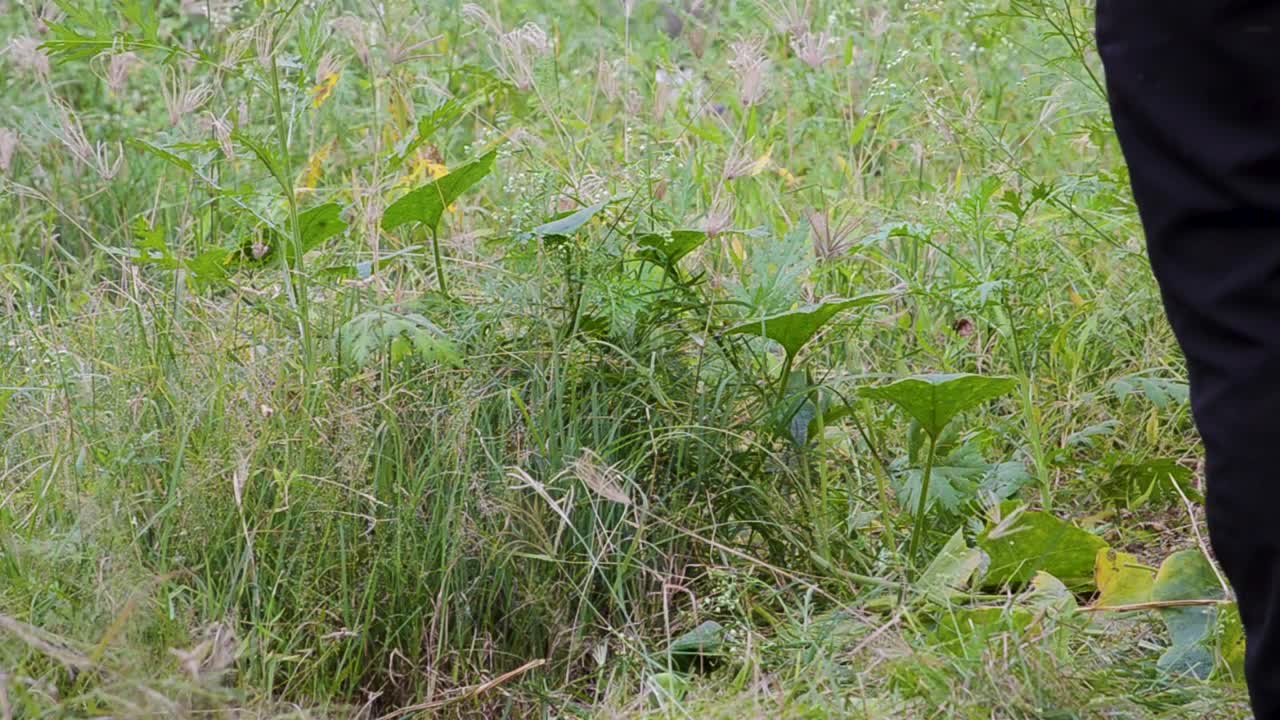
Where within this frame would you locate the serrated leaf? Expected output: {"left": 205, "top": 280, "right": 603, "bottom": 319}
{"left": 335, "top": 309, "right": 460, "bottom": 369}
{"left": 977, "top": 503, "right": 1108, "bottom": 591}
{"left": 1109, "top": 374, "right": 1189, "bottom": 409}
{"left": 1101, "top": 458, "right": 1201, "bottom": 509}
{"left": 382, "top": 151, "right": 496, "bottom": 232}
{"left": 128, "top": 139, "right": 194, "bottom": 174}
{"left": 863, "top": 374, "right": 1017, "bottom": 440}
{"left": 233, "top": 131, "right": 291, "bottom": 195}
{"left": 723, "top": 294, "right": 887, "bottom": 359}
{"left": 897, "top": 444, "right": 1032, "bottom": 513}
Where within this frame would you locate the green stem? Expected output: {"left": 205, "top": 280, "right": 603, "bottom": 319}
{"left": 429, "top": 226, "right": 451, "bottom": 299}
{"left": 268, "top": 51, "right": 312, "bottom": 377}
{"left": 908, "top": 434, "right": 937, "bottom": 566}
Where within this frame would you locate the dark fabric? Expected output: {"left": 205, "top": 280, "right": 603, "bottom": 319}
{"left": 1097, "top": 1, "right": 1280, "bottom": 715}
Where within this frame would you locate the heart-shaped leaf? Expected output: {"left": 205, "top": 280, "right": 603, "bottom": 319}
{"left": 862, "top": 374, "right": 1017, "bottom": 440}
{"left": 382, "top": 150, "right": 496, "bottom": 232}
{"left": 287, "top": 202, "right": 347, "bottom": 263}
{"left": 636, "top": 229, "right": 708, "bottom": 267}
{"left": 1093, "top": 549, "right": 1156, "bottom": 608}
{"left": 977, "top": 503, "right": 1108, "bottom": 591}
{"left": 1151, "top": 549, "right": 1225, "bottom": 679}
{"left": 723, "top": 294, "right": 887, "bottom": 359}
{"left": 667, "top": 620, "right": 724, "bottom": 673}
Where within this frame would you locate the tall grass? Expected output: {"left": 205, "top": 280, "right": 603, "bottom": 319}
{"left": 0, "top": 0, "right": 1245, "bottom": 717}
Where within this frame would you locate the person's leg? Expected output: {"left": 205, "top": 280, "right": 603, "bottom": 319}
{"left": 1097, "top": 1, "right": 1280, "bottom": 715}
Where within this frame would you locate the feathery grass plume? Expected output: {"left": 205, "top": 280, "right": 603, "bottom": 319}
{"left": 387, "top": 31, "right": 441, "bottom": 67}
{"left": 654, "top": 66, "right": 691, "bottom": 119}
{"left": 0, "top": 128, "right": 17, "bottom": 175}
{"left": 180, "top": 0, "right": 235, "bottom": 26}
{"left": 722, "top": 143, "right": 770, "bottom": 180}
{"left": 332, "top": 15, "right": 371, "bottom": 68}
{"left": 93, "top": 49, "right": 141, "bottom": 96}
{"left": 55, "top": 103, "right": 124, "bottom": 181}
{"left": 869, "top": 10, "right": 891, "bottom": 39}
{"left": 254, "top": 22, "right": 273, "bottom": 70}
{"left": 805, "top": 208, "right": 859, "bottom": 262}
{"left": 162, "top": 68, "right": 213, "bottom": 127}
{"left": 6, "top": 37, "right": 50, "bottom": 80}
{"left": 568, "top": 449, "right": 632, "bottom": 506}
{"left": 204, "top": 111, "right": 234, "bottom": 160}
{"left": 597, "top": 59, "right": 621, "bottom": 102}
{"left": 763, "top": 0, "right": 811, "bottom": 36}
{"left": 702, "top": 195, "right": 735, "bottom": 240}
{"left": 791, "top": 30, "right": 838, "bottom": 70}
{"left": 462, "top": 5, "right": 550, "bottom": 91}
{"left": 311, "top": 51, "right": 343, "bottom": 108}
{"left": 33, "top": 1, "right": 63, "bottom": 34}
{"left": 221, "top": 27, "right": 254, "bottom": 70}
{"left": 728, "top": 37, "right": 770, "bottom": 108}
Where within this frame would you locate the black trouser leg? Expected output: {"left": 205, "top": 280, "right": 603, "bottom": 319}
{"left": 1097, "top": 2, "right": 1280, "bottom": 715}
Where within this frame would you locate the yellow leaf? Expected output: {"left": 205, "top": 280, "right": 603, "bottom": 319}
{"left": 747, "top": 146, "right": 772, "bottom": 177}
{"left": 310, "top": 72, "right": 340, "bottom": 109}
{"left": 775, "top": 166, "right": 800, "bottom": 189}
{"left": 1094, "top": 548, "right": 1155, "bottom": 608}
{"left": 1068, "top": 287, "right": 1085, "bottom": 307}
{"left": 296, "top": 140, "right": 333, "bottom": 194}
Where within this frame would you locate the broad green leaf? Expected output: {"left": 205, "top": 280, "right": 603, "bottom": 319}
{"left": 646, "top": 672, "right": 690, "bottom": 706}
{"left": 335, "top": 309, "right": 460, "bottom": 369}
{"left": 977, "top": 503, "right": 1108, "bottom": 591}
{"left": 1101, "top": 458, "right": 1201, "bottom": 509}
{"left": 381, "top": 151, "right": 497, "bottom": 232}
{"left": 185, "top": 248, "right": 231, "bottom": 285}
{"left": 1218, "top": 603, "right": 1246, "bottom": 682}
{"left": 862, "top": 373, "right": 1017, "bottom": 440}
{"left": 667, "top": 620, "right": 724, "bottom": 672}
{"left": 723, "top": 294, "right": 887, "bottom": 359}
{"left": 636, "top": 230, "right": 708, "bottom": 267}
{"left": 297, "top": 203, "right": 347, "bottom": 248}
{"left": 1151, "top": 549, "right": 1226, "bottom": 680}
{"left": 287, "top": 203, "right": 347, "bottom": 262}
{"left": 1093, "top": 549, "right": 1156, "bottom": 608}
{"left": 917, "top": 529, "right": 988, "bottom": 604}
{"left": 518, "top": 200, "right": 609, "bottom": 241}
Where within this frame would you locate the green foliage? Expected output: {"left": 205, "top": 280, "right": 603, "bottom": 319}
{"left": 724, "top": 294, "right": 887, "bottom": 360}
{"left": 978, "top": 504, "right": 1108, "bottom": 591}
{"left": 863, "top": 374, "right": 1018, "bottom": 441}
{"left": 1150, "top": 550, "right": 1225, "bottom": 679}
{"left": 382, "top": 151, "right": 498, "bottom": 232}
{"left": 335, "top": 308, "right": 460, "bottom": 369}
